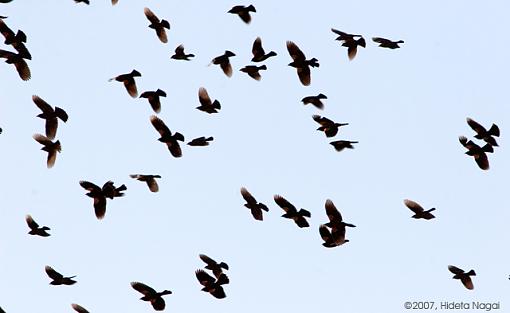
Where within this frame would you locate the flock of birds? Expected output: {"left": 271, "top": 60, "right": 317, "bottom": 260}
{"left": 0, "top": 1, "right": 504, "bottom": 312}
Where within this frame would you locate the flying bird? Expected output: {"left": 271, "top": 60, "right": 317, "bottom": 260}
{"left": 319, "top": 224, "right": 348, "bottom": 248}
{"left": 251, "top": 37, "right": 277, "bottom": 62}
{"left": 0, "top": 19, "right": 31, "bottom": 59}
{"left": 210, "top": 51, "right": 236, "bottom": 77}
{"left": 372, "top": 37, "right": 404, "bottom": 49}
{"left": 324, "top": 199, "right": 356, "bottom": 229}
{"left": 32, "top": 95, "right": 68, "bottom": 139}
{"left": 0, "top": 49, "right": 30, "bottom": 80}
{"left": 331, "top": 28, "right": 365, "bottom": 60}
{"left": 171, "top": 44, "right": 195, "bottom": 60}
{"left": 130, "top": 174, "right": 161, "bottom": 192}
{"left": 228, "top": 5, "right": 256, "bottom": 24}
{"left": 403, "top": 199, "right": 436, "bottom": 220}
{"left": 109, "top": 70, "right": 141, "bottom": 98}
{"left": 25, "top": 214, "right": 51, "bottom": 237}
{"left": 330, "top": 140, "right": 358, "bottom": 152}
{"left": 448, "top": 265, "right": 476, "bottom": 290}
{"left": 197, "top": 87, "right": 221, "bottom": 114}
{"left": 240, "top": 187, "right": 269, "bottom": 221}
{"left": 150, "top": 115, "right": 184, "bottom": 158}
{"left": 466, "top": 118, "right": 500, "bottom": 147}
{"left": 45, "top": 265, "right": 76, "bottom": 285}
{"left": 199, "top": 254, "right": 229, "bottom": 278}
{"left": 459, "top": 136, "right": 493, "bottom": 170}
{"left": 312, "top": 115, "right": 348, "bottom": 137}
{"left": 79, "top": 180, "right": 124, "bottom": 219}
{"left": 33, "top": 134, "right": 61, "bottom": 168}
{"left": 74, "top": 0, "right": 90, "bottom": 4}
{"left": 144, "top": 7, "right": 170, "bottom": 43}
{"left": 240, "top": 64, "right": 267, "bottom": 80}
{"left": 286, "top": 41, "right": 319, "bottom": 86}
{"left": 274, "top": 195, "right": 311, "bottom": 228}
{"left": 101, "top": 181, "right": 127, "bottom": 199}
{"left": 187, "top": 136, "right": 213, "bottom": 146}
{"left": 302, "top": 94, "right": 327, "bottom": 109}
{"left": 131, "top": 281, "right": 172, "bottom": 311}
{"left": 140, "top": 89, "right": 166, "bottom": 113}
{"left": 195, "top": 269, "right": 229, "bottom": 299}
{"left": 71, "top": 304, "right": 90, "bottom": 313}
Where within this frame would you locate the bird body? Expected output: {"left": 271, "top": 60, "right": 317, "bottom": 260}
{"left": 211, "top": 50, "right": 236, "bottom": 77}
{"left": 241, "top": 187, "right": 269, "bottom": 221}
{"left": 448, "top": 265, "right": 476, "bottom": 290}
{"left": 130, "top": 174, "right": 161, "bottom": 192}
{"left": 188, "top": 136, "right": 214, "bottom": 146}
{"left": 131, "top": 281, "right": 172, "bottom": 311}
{"left": 372, "top": 37, "right": 404, "bottom": 49}
{"left": 150, "top": 115, "right": 184, "bottom": 157}
{"left": 197, "top": 87, "right": 221, "bottom": 113}
{"left": 330, "top": 140, "right": 357, "bottom": 152}
{"left": 45, "top": 265, "right": 76, "bottom": 285}
{"left": 274, "top": 195, "right": 311, "bottom": 228}
{"left": 140, "top": 89, "right": 166, "bottom": 113}
{"left": 144, "top": 7, "right": 170, "bottom": 43}
{"left": 33, "top": 134, "right": 61, "bottom": 168}
{"left": 251, "top": 37, "right": 276, "bottom": 62}
{"left": 228, "top": 5, "right": 256, "bottom": 24}
{"left": 171, "top": 44, "right": 194, "bottom": 60}
{"left": 302, "top": 93, "right": 327, "bottom": 109}
{"left": 26, "top": 214, "right": 51, "bottom": 237}
{"left": 404, "top": 199, "right": 436, "bottom": 220}
{"left": 109, "top": 69, "right": 141, "bottom": 98}
{"left": 195, "top": 269, "right": 229, "bottom": 299}
{"left": 287, "top": 41, "right": 319, "bottom": 86}
{"left": 32, "top": 95, "right": 68, "bottom": 139}
{"left": 312, "top": 115, "right": 348, "bottom": 137}
{"left": 240, "top": 64, "right": 267, "bottom": 80}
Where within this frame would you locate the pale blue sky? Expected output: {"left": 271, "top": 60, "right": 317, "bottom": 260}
{"left": 1, "top": 1, "right": 509, "bottom": 312}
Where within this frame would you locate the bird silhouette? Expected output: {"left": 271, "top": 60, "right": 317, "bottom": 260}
{"left": 240, "top": 64, "right": 267, "bottom": 81}
{"left": 79, "top": 180, "right": 124, "bottom": 219}
{"left": 74, "top": 0, "right": 90, "bottom": 4}
{"left": 331, "top": 29, "right": 365, "bottom": 60}
{"left": 0, "top": 49, "right": 30, "bottom": 80}
{"left": 274, "top": 195, "right": 311, "bottom": 228}
{"left": 459, "top": 136, "right": 493, "bottom": 170}
{"left": 187, "top": 136, "right": 214, "bottom": 146}
{"left": 150, "top": 115, "right": 184, "bottom": 158}
{"left": 101, "top": 181, "right": 127, "bottom": 199}
{"left": 144, "top": 7, "right": 170, "bottom": 43}
{"left": 71, "top": 304, "right": 89, "bottom": 313}
{"left": 25, "top": 214, "right": 51, "bottom": 237}
{"left": 287, "top": 41, "right": 319, "bottom": 86}
{"left": 228, "top": 5, "right": 256, "bottom": 24}
{"left": 302, "top": 94, "right": 327, "bottom": 109}
{"left": 403, "top": 199, "right": 436, "bottom": 220}
{"left": 130, "top": 174, "right": 161, "bottom": 192}
{"left": 312, "top": 115, "right": 348, "bottom": 137}
{"left": 466, "top": 118, "right": 500, "bottom": 147}
{"left": 251, "top": 37, "right": 276, "bottom": 62}
{"left": 33, "top": 134, "right": 61, "bottom": 168}
{"left": 199, "top": 254, "right": 229, "bottom": 278}
{"left": 109, "top": 70, "right": 141, "bottom": 98}
{"left": 131, "top": 281, "right": 172, "bottom": 311}
{"left": 210, "top": 51, "right": 236, "bottom": 77}
{"left": 32, "top": 95, "right": 68, "bottom": 140}
{"left": 372, "top": 37, "right": 404, "bottom": 49}
{"left": 0, "top": 19, "right": 31, "bottom": 59}
{"left": 330, "top": 140, "right": 357, "bottom": 152}
{"left": 45, "top": 266, "right": 76, "bottom": 285}
{"left": 319, "top": 224, "right": 348, "bottom": 248}
{"left": 197, "top": 87, "right": 221, "bottom": 114}
{"left": 171, "top": 44, "right": 194, "bottom": 60}
{"left": 195, "top": 269, "right": 229, "bottom": 299}
{"left": 240, "top": 187, "right": 269, "bottom": 221}
{"left": 140, "top": 89, "right": 166, "bottom": 113}
{"left": 448, "top": 265, "right": 476, "bottom": 290}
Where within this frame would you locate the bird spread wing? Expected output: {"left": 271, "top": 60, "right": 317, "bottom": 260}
{"left": 404, "top": 199, "right": 424, "bottom": 213}
{"left": 131, "top": 281, "right": 157, "bottom": 296}
{"left": 241, "top": 187, "right": 257, "bottom": 204}
{"left": 274, "top": 195, "right": 296, "bottom": 213}
{"left": 286, "top": 41, "right": 305, "bottom": 62}
{"left": 150, "top": 115, "right": 171, "bottom": 137}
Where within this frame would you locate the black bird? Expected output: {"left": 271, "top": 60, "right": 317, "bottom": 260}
{"left": 0, "top": 19, "right": 31, "bottom": 59}
{"left": 197, "top": 87, "right": 221, "bottom": 114}
{"left": 459, "top": 136, "right": 493, "bottom": 170}
{"left": 199, "top": 254, "right": 229, "bottom": 278}
{"left": 101, "top": 181, "right": 126, "bottom": 199}
{"left": 0, "top": 128, "right": 2, "bottom": 134}
{"left": 240, "top": 187, "right": 269, "bottom": 221}
{"left": 33, "top": 134, "right": 61, "bottom": 168}
{"left": 71, "top": 304, "right": 90, "bottom": 313}
{"left": 74, "top": 0, "right": 90, "bottom": 4}
{"left": 251, "top": 37, "right": 276, "bottom": 62}
{"left": 25, "top": 214, "right": 51, "bottom": 237}
{"left": 131, "top": 281, "right": 172, "bottom": 311}
{"left": 210, "top": 51, "right": 236, "bottom": 77}
{"left": 319, "top": 224, "right": 348, "bottom": 248}
{"left": 324, "top": 199, "right": 356, "bottom": 229}
{"left": 330, "top": 140, "right": 357, "bottom": 152}
{"left": 372, "top": 37, "right": 404, "bottom": 49}
{"left": 188, "top": 136, "right": 213, "bottom": 146}
{"left": 312, "top": 115, "right": 348, "bottom": 137}
{"left": 240, "top": 64, "right": 267, "bottom": 81}
{"left": 403, "top": 199, "right": 436, "bottom": 220}
{"left": 130, "top": 174, "right": 161, "bottom": 192}
{"left": 32, "top": 95, "right": 68, "bottom": 140}
{"left": 144, "top": 7, "right": 170, "bottom": 43}
{"left": 45, "top": 266, "right": 76, "bottom": 285}
{"left": 228, "top": 5, "right": 256, "bottom": 24}
{"left": 448, "top": 265, "right": 476, "bottom": 290}
{"left": 140, "top": 89, "right": 166, "bottom": 113}
{"left": 150, "top": 115, "right": 184, "bottom": 158}
{"left": 0, "top": 49, "right": 30, "bottom": 80}
{"left": 466, "top": 118, "right": 500, "bottom": 147}
{"left": 286, "top": 41, "right": 319, "bottom": 86}
{"left": 331, "top": 28, "right": 366, "bottom": 60}
{"left": 171, "top": 44, "right": 194, "bottom": 60}
{"left": 195, "top": 269, "right": 229, "bottom": 299}
{"left": 109, "top": 70, "right": 141, "bottom": 98}
{"left": 302, "top": 94, "right": 327, "bottom": 109}
{"left": 274, "top": 195, "right": 311, "bottom": 228}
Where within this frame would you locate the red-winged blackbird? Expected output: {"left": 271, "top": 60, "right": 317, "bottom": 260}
{"left": 171, "top": 44, "right": 194, "bottom": 61}
{"left": 199, "top": 254, "right": 229, "bottom": 278}
{"left": 251, "top": 37, "right": 276, "bottom": 62}
{"left": 240, "top": 64, "right": 267, "bottom": 81}
{"left": 130, "top": 174, "right": 161, "bottom": 192}
{"left": 144, "top": 7, "right": 170, "bottom": 43}
{"left": 274, "top": 195, "right": 311, "bottom": 228}
{"left": 131, "top": 281, "right": 172, "bottom": 311}
{"left": 286, "top": 41, "right": 319, "bottom": 86}
{"left": 302, "top": 94, "right": 327, "bottom": 109}
{"left": 210, "top": 51, "right": 236, "bottom": 77}
{"left": 33, "top": 134, "right": 61, "bottom": 168}
{"left": 372, "top": 37, "right": 404, "bottom": 49}
{"left": 25, "top": 214, "right": 51, "bottom": 237}
{"left": 150, "top": 115, "right": 184, "bottom": 158}
{"left": 45, "top": 266, "right": 76, "bottom": 285}
{"left": 109, "top": 70, "right": 141, "bottom": 98}
{"left": 140, "top": 89, "right": 166, "bottom": 113}
{"left": 32, "top": 95, "right": 68, "bottom": 139}
{"left": 312, "top": 115, "right": 348, "bottom": 137}
{"left": 448, "top": 265, "right": 476, "bottom": 290}
{"left": 240, "top": 187, "right": 269, "bottom": 221}
{"left": 466, "top": 117, "right": 500, "bottom": 147}
{"left": 228, "top": 5, "right": 256, "bottom": 24}
{"left": 195, "top": 269, "right": 229, "bottom": 299}
{"left": 403, "top": 199, "right": 436, "bottom": 220}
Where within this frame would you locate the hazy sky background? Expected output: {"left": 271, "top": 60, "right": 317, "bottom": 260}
{"left": 1, "top": 1, "right": 509, "bottom": 312}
